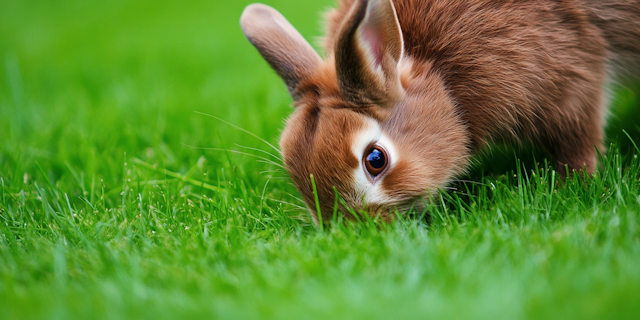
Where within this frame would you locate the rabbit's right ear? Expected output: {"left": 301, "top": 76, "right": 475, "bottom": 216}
{"left": 335, "top": 0, "right": 405, "bottom": 106}
{"left": 241, "top": 4, "right": 322, "bottom": 100}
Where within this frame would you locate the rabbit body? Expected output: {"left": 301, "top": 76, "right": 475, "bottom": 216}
{"left": 241, "top": 0, "right": 640, "bottom": 223}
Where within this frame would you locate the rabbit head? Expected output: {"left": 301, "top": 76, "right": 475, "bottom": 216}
{"left": 241, "top": 0, "right": 470, "bottom": 223}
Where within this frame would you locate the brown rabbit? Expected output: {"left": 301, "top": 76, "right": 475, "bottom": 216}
{"left": 240, "top": 0, "right": 640, "bottom": 223}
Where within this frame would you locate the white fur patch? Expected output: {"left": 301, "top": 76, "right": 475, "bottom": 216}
{"left": 350, "top": 118, "right": 399, "bottom": 205}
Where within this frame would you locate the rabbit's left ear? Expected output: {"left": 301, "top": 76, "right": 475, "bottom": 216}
{"left": 335, "top": 0, "right": 405, "bottom": 106}
{"left": 241, "top": 4, "right": 322, "bottom": 100}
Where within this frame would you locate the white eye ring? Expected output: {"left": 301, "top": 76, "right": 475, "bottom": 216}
{"left": 350, "top": 118, "right": 398, "bottom": 204}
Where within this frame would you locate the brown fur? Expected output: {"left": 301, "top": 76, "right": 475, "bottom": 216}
{"left": 580, "top": 0, "right": 640, "bottom": 78}
{"left": 241, "top": 0, "right": 640, "bottom": 224}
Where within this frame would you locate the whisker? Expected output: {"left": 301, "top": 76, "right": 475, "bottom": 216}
{"left": 286, "top": 192, "right": 306, "bottom": 204}
{"left": 183, "top": 144, "right": 286, "bottom": 169}
{"left": 266, "top": 197, "right": 307, "bottom": 210}
{"left": 195, "top": 111, "right": 281, "bottom": 154}
{"left": 235, "top": 144, "right": 283, "bottom": 162}
{"left": 256, "top": 160, "right": 286, "bottom": 169}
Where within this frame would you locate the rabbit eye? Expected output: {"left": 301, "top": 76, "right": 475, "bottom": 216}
{"left": 364, "top": 145, "right": 389, "bottom": 177}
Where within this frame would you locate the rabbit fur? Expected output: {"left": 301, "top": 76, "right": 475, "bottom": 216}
{"left": 240, "top": 0, "right": 640, "bottom": 223}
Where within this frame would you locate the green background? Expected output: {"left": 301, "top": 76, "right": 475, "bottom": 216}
{"left": 1, "top": 0, "right": 639, "bottom": 319}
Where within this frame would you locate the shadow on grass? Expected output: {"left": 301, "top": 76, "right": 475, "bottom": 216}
{"left": 463, "top": 81, "right": 640, "bottom": 181}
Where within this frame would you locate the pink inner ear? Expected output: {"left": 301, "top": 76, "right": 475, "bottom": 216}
{"left": 360, "top": 23, "right": 384, "bottom": 67}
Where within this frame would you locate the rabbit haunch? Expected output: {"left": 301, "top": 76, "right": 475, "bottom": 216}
{"left": 240, "top": 0, "right": 640, "bottom": 223}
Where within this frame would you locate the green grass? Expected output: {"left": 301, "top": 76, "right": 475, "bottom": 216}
{"left": 1, "top": 0, "right": 640, "bottom": 319}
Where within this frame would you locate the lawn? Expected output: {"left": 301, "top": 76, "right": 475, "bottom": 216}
{"left": 1, "top": 0, "right": 640, "bottom": 319}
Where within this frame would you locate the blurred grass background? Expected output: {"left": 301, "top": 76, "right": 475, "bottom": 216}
{"left": 0, "top": 0, "right": 330, "bottom": 184}
{"left": 1, "top": 0, "right": 640, "bottom": 319}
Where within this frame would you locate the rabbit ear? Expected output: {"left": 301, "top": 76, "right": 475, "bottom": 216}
{"left": 241, "top": 4, "right": 322, "bottom": 99}
{"left": 336, "top": 0, "right": 405, "bottom": 106}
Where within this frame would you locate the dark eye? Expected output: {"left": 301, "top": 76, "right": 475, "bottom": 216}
{"left": 364, "top": 146, "right": 389, "bottom": 177}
